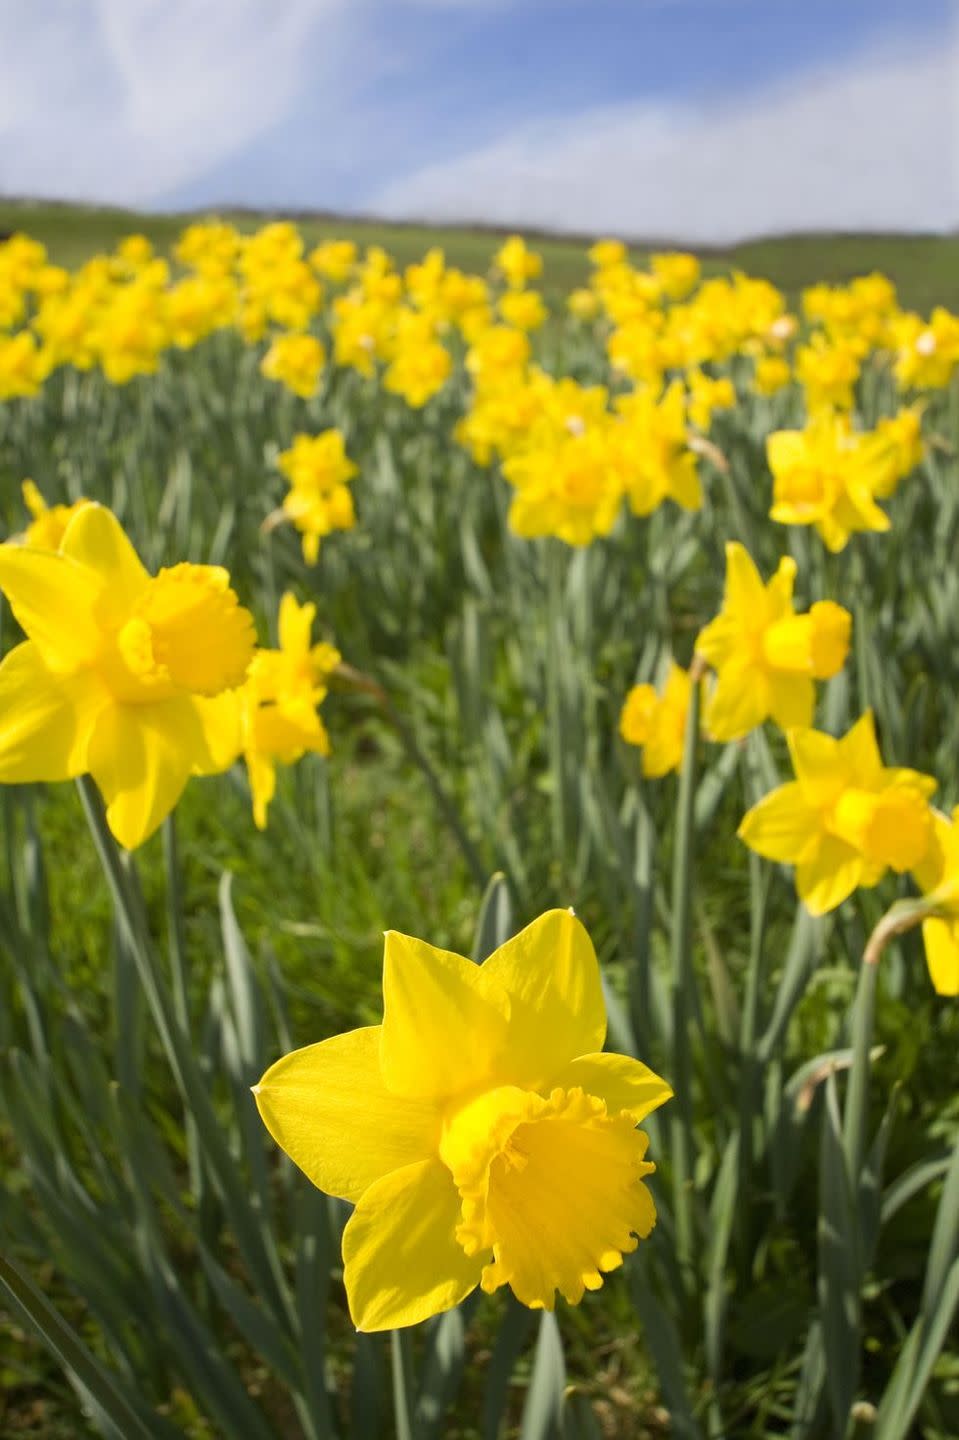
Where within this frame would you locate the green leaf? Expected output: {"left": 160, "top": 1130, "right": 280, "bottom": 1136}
{"left": 0, "top": 1254, "right": 165, "bottom": 1440}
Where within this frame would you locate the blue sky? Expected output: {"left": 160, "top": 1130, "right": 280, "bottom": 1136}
{"left": 1, "top": 0, "right": 955, "bottom": 241}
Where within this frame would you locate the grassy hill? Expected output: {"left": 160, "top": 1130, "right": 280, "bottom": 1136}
{"left": 1, "top": 197, "right": 958, "bottom": 312}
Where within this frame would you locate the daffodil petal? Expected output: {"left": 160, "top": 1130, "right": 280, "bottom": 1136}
{"left": 921, "top": 918, "right": 959, "bottom": 997}
{"left": 86, "top": 698, "right": 199, "bottom": 849}
{"left": 738, "top": 782, "right": 819, "bottom": 864}
{"left": 796, "top": 836, "right": 863, "bottom": 915}
{"left": 254, "top": 1026, "right": 440, "bottom": 1203}
{"left": 59, "top": 503, "right": 149, "bottom": 623}
{"left": 193, "top": 691, "right": 243, "bottom": 775}
{"left": 550, "top": 1052, "right": 673, "bottom": 1123}
{"left": 342, "top": 1158, "right": 483, "bottom": 1331}
{"left": 0, "top": 641, "right": 104, "bottom": 782}
{"left": 478, "top": 909, "right": 606, "bottom": 1088}
{"left": 0, "top": 544, "right": 103, "bottom": 671}
{"left": 380, "top": 931, "right": 511, "bottom": 1100}
{"left": 704, "top": 659, "right": 768, "bottom": 742}
{"left": 766, "top": 672, "right": 815, "bottom": 732}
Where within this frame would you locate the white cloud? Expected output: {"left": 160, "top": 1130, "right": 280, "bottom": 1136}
{"left": 373, "top": 39, "right": 959, "bottom": 242}
{"left": 0, "top": 0, "right": 334, "bottom": 205}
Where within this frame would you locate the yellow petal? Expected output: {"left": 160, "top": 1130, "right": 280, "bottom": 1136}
{"left": 0, "top": 544, "right": 103, "bottom": 671}
{"left": 342, "top": 1158, "right": 483, "bottom": 1331}
{"left": 255, "top": 1026, "right": 440, "bottom": 1203}
{"left": 836, "top": 710, "right": 883, "bottom": 788}
{"left": 704, "top": 659, "right": 768, "bottom": 742}
{"left": 193, "top": 691, "right": 243, "bottom": 775}
{"left": 788, "top": 727, "right": 846, "bottom": 807}
{"left": 380, "top": 931, "right": 511, "bottom": 1100}
{"left": 764, "top": 555, "right": 799, "bottom": 620}
{"left": 766, "top": 671, "right": 815, "bottom": 732}
{"left": 795, "top": 836, "right": 863, "bottom": 915}
{"left": 86, "top": 698, "right": 200, "bottom": 849}
{"left": 278, "top": 592, "right": 316, "bottom": 656}
{"left": 59, "top": 503, "right": 149, "bottom": 626}
{"left": 550, "top": 1052, "right": 673, "bottom": 1123}
{"left": 478, "top": 909, "right": 606, "bottom": 1088}
{"left": 738, "top": 782, "right": 820, "bottom": 864}
{"left": 0, "top": 641, "right": 104, "bottom": 782}
{"left": 808, "top": 601, "right": 851, "bottom": 679}
{"left": 722, "top": 542, "right": 766, "bottom": 619}
{"left": 921, "top": 918, "right": 959, "bottom": 997}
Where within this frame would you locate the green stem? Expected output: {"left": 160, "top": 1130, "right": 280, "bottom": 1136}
{"left": 545, "top": 538, "right": 568, "bottom": 871}
{"left": 669, "top": 670, "right": 701, "bottom": 1285}
{"left": 390, "top": 1330, "right": 416, "bottom": 1440}
{"left": 843, "top": 956, "right": 879, "bottom": 1185}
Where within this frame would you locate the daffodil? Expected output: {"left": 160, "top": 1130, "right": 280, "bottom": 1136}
{"left": 619, "top": 662, "right": 692, "bottom": 777}
{"left": 261, "top": 332, "right": 326, "bottom": 397}
{"left": 238, "top": 593, "right": 340, "bottom": 829}
{"left": 256, "top": 909, "right": 671, "bottom": 1330}
{"left": 738, "top": 712, "right": 937, "bottom": 915}
{"left": 767, "top": 412, "right": 893, "bottom": 552}
{"left": 494, "top": 235, "right": 543, "bottom": 290}
{"left": 613, "top": 382, "right": 701, "bottom": 516}
{"left": 696, "top": 543, "right": 850, "bottom": 742}
{"left": 275, "top": 430, "right": 357, "bottom": 564}
{"left": 504, "top": 428, "right": 623, "bottom": 547}
{"left": 752, "top": 355, "right": 792, "bottom": 396}
{"left": 0, "top": 504, "right": 254, "bottom": 848}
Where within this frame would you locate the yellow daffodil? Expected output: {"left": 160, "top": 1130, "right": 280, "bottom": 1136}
{"left": 893, "top": 308, "right": 959, "bottom": 390}
{"left": 494, "top": 235, "right": 543, "bottom": 290}
{"left": 567, "top": 288, "right": 600, "bottom": 321}
{"left": 239, "top": 594, "right": 340, "bottom": 829}
{"left": 275, "top": 430, "right": 357, "bottom": 564}
{"left": 696, "top": 542, "right": 850, "bottom": 742}
{"left": 504, "top": 428, "right": 623, "bottom": 546}
{"left": 871, "top": 406, "right": 925, "bottom": 498}
{"left": 796, "top": 335, "right": 861, "bottom": 412}
{"left": 255, "top": 908, "right": 671, "bottom": 1329}
{"left": 738, "top": 711, "right": 937, "bottom": 915}
{"left": 308, "top": 239, "right": 358, "bottom": 284}
{"left": 383, "top": 312, "right": 452, "bottom": 408}
{"left": 260, "top": 332, "right": 326, "bottom": 398}
{"left": 0, "top": 504, "right": 254, "bottom": 848}
{"left": 613, "top": 381, "right": 701, "bottom": 516}
{"left": 650, "top": 252, "right": 700, "bottom": 301}
{"left": 0, "top": 331, "right": 52, "bottom": 398}
{"left": 498, "top": 289, "right": 547, "bottom": 332}
{"left": 619, "top": 662, "right": 692, "bottom": 777}
{"left": 753, "top": 355, "right": 792, "bottom": 396}
{"left": 588, "top": 239, "right": 627, "bottom": 269}
{"left": 767, "top": 412, "right": 893, "bottom": 552}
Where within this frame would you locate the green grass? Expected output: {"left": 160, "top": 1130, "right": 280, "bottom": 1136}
{"left": 2, "top": 197, "right": 958, "bottom": 311}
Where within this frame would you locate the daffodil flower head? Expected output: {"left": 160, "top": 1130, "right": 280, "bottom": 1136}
{"left": 0, "top": 504, "right": 255, "bottom": 847}
{"left": 238, "top": 592, "right": 340, "bottom": 830}
{"left": 696, "top": 542, "right": 851, "bottom": 742}
{"left": 620, "top": 662, "right": 692, "bottom": 778}
{"left": 255, "top": 909, "right": 671, "bottom": 1329}
{"left": 738, "top": 711, "right": 937, "bottom": 915}
{"left": 767, "top": 412, "right": 893, "bottom": 552}
{"left": 612, "top": 381, "right": 701, "bottom": 516}
{"left": 276, "top": 430, "right": 357, "bottom": 564}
